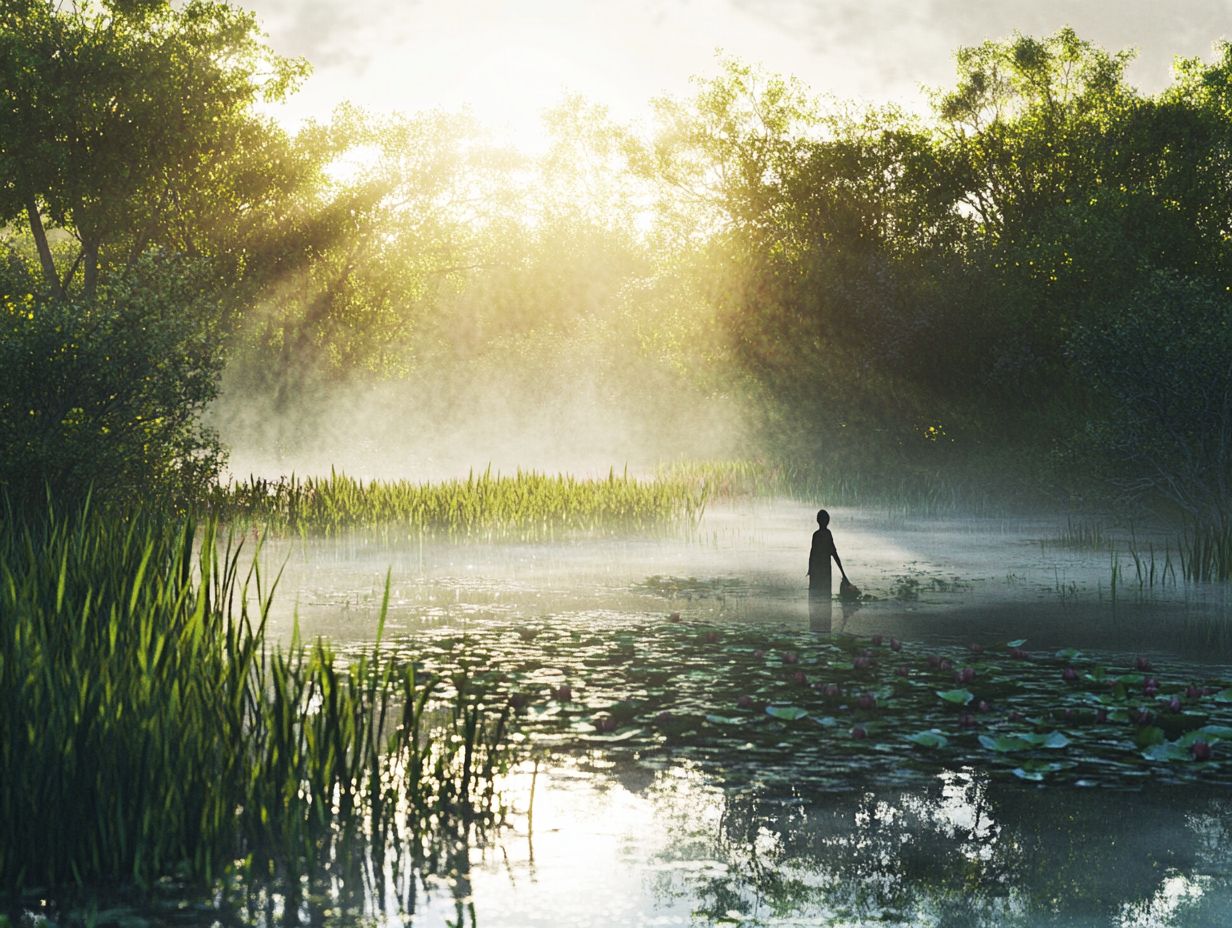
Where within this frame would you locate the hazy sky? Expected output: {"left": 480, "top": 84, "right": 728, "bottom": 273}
{"left": 246, "top": 0, "right": 1232, "bottom": 144}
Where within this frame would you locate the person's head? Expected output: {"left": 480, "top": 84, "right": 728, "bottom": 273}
{"left": 816, "top": 509, "right": 830, "bottom": 528}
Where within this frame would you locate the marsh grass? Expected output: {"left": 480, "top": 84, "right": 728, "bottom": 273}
{"left": 0, "top": 502, "right": 512, "bottom": 903}
{"left": 1109, "top": 537, "right": 1178, "bottom": 599}
{"left": 1180, "top": 521, "right": 1232, "bottom": 583}
{"left": 1047, "top": 516, "right": 1109, "bottom": 550}
{"left": 211, "top": 468, "right": 708, "bottom": 539}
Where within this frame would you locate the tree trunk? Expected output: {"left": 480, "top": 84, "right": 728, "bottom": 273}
{"left": 83, "top": 241, "right": 98, "bottom": 301}
{"left": 24, "top": 194, "right": 61, "bottom": 297}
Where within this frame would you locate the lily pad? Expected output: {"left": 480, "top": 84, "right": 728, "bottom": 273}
{"left": 905, "top": 730, "right": 949, "bottom": 749}
{"left": 1011, "top": 760, "right": 1071, "bottom": 781}
{"left": 1141, "top": 741, "right": 1192, "bottom": 762}
{"left": 936, "top": 688, "right": 974, "bottom": 706}
{"left": 979, "top": 734, "right": 1037, "bottom": 753}
{"left": 765, "top": 705, "right": 809, "bottom": 721}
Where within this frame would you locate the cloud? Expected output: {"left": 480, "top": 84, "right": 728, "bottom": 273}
{"left": 248, "top": 0, "right": 421, "bottom": 71}
{"left": 730, "top": 0, "right": 1232, "bottom": 103}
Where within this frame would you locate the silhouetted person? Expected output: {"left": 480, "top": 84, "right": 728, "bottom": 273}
{"left": 808, "top": 509, "right": 848, "bottom": 597}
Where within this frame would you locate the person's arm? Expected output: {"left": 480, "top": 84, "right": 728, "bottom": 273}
{"left": 831, "top": 541, "right": 848, "bottom": 581}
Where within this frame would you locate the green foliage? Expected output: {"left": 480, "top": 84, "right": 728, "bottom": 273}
{"left": 0, "top": 504, "right": 512, "bottom": 892}
{"left": 0, "top": 0, "right": 308, "bottom": 300}
{"left": 210, "top": 469, "right": 708, "bottom": 538}
{"left": 4, "top": 11, "right": 1232, "bottom": 519}
{"left": 0, "top": 254, "right": 226, "bottom": 508}
{"left": 627, "top": 34, "right": 1232, "bottom": 513}
{"left": 1068, "top": 272, "right": 1232, "bottom": 521}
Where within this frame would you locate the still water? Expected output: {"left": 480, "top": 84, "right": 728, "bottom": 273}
{"left": 255, "top": 501, "right": 1232, "bottom": 927}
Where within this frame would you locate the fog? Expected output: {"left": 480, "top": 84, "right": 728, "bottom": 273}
{"left": 214, "top": 314, "right": 751, "bottom": 482}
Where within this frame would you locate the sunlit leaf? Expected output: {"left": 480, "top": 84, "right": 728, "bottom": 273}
{"left": 936, "top": 688, "right": 974, "bottom": 705}
{"left": 905, "top": 730, "right": 949, "bottom": 749}
{"left": 765, "top": 705, "right": 809, "bottom": 721}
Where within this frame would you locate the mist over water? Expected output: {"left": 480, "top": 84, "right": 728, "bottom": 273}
{"left": 246, "top": 501, "right": 1232, "bottom": 926}
{"left": 214, "top": 364, "right": 747, "bottom": 481}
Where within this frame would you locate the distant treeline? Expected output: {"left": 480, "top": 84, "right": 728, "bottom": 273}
{"left": 1, "top": 3, "right": 1230, "bottom": 521}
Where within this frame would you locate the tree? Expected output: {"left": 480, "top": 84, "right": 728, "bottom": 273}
{"left": 1068, "top": 272, "right": 1232, "bottom": 521}
{"left": 0, "top": 0, "right": 307, "bottom": 301}
{"left": 0, "top": 253, "right": 226, "bottom": 507}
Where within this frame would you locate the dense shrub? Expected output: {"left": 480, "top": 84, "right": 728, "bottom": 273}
{"left": 0, "top": 254, "right": 226, "bottom": 509}
{"left": 1068, "top": 272, "right": 1232, "bottom": 521}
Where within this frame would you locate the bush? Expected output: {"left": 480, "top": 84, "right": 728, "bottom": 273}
{"left": 1068, "top": 271, "right": 1232, "bottom": 521}
{"left": 0, "top": 253, "right": 226, "bottom": 509}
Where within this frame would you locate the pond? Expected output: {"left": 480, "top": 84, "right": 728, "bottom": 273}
{"left": 249, "top": 500, "right": 1232, "bottom": 927}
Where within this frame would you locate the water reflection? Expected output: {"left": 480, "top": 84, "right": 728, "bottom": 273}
{"left": 418, "top": 762, "right": 1232, "bottom": 928}
{"left": 255, "top": 501, "right": 1232, "bottom": 662}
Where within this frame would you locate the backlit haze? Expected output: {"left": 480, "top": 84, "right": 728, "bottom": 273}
{"left": 248, "top": 0, "right": 1232, "bottom": 146}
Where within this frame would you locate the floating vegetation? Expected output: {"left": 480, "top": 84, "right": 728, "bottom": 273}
{"left": 632, "top": 574, "right": 753, "bottom": 601}
{"left": 0, "top": 506, "right": 513, "bottom": 901}
{"left": 210, "top": 469, "right": 708, "bottom": 539}
{"left": 381, "top": 616, "right": 1232, "bottom": 790}
{"left": 889, "top": 569, "right": 970, "bottom": 601}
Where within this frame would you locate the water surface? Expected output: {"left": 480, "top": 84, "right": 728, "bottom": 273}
{"left": 250, "top": 501, "right": 1232, "bottom": 926}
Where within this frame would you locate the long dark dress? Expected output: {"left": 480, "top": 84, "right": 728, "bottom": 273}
{"left": 808, "top": 527, "right": 835, "bottom": 594}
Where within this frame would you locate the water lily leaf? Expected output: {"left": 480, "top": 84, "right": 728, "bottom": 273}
{"left": 705, "top": 714, "right": 744, "bottom": 726}
{"left": 905, "top": 730, "right": 949, "bottom": 749}
{"left": 1135, "top": 726, "right": 1166, "bottom": 749}
{"left": 1055, "top": 647, "right": 1082, "bottom": 660}
{"left": 1214, "top": 689, "right": 1232, "bottom": 704}
{"left": 765, "top": 705, "right": 809, "bottom": 721}
{"left": 811, "top": 715, "right": 839, "bottom": 728}
{"left": 1142, "top": 741, "right": 1191, "bottom": 762}
{"left": 1011, "top": 760, "right": 1070, "bottom": 781}
{"left": 979, "top": 734, "right": 1036, "bottom": 753}
{"left": 1039, "top": 731, "right": 1071, "bottom": 749}
{"left": 936, "top": 688, "right": 974, "bottom": 705}
{"left": 1006, "top": 639, "right": 1027, "bottom": 648}
{"left": 1177, "top": 725, "right": 1232, "bottom": 746}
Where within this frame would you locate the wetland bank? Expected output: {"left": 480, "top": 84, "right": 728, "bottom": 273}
{"left": 6, "top": 3, "right": 1232, "bottom": 927}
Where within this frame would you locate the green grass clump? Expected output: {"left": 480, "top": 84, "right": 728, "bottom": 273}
{"left": 210, "top": 468, "right": 708, "bottom": 538}
{"left": 1180, "top": 520, "right": 1232, "bottom": 583}
{"left": 0, "top": 503, "right": 512, "bottom": 897}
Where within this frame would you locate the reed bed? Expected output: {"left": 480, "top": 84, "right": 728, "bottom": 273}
{"left": 210, "top": 468, "right": 708, "bottom": 538}
{"left": 1179, "top": 521, "right": 1232, "bottom": 583}
{"left": 1051, "top": 516, "right": 1109, "bottom": 550}
{"left": 0, "top": 504, "right": 512, "bottom": 900}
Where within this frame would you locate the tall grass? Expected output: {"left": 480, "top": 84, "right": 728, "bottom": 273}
{"left": 0, "top": 502, "right": 512, "bottom": 897}
{"left": 210, "top": 468, "right": 708, "bottom": 538}
{"left": 1179, "top": 520, "right": 1232, "bottom": 582}
{"left": 1050, "top": 516, "right": 1109, "bottom": 550}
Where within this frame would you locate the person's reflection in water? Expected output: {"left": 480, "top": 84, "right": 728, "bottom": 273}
{"left": 808, "top": 509, "right": 848, "bottom": 633}
{"left": 809, "top": 587, "right": 833, "bottom": 632}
